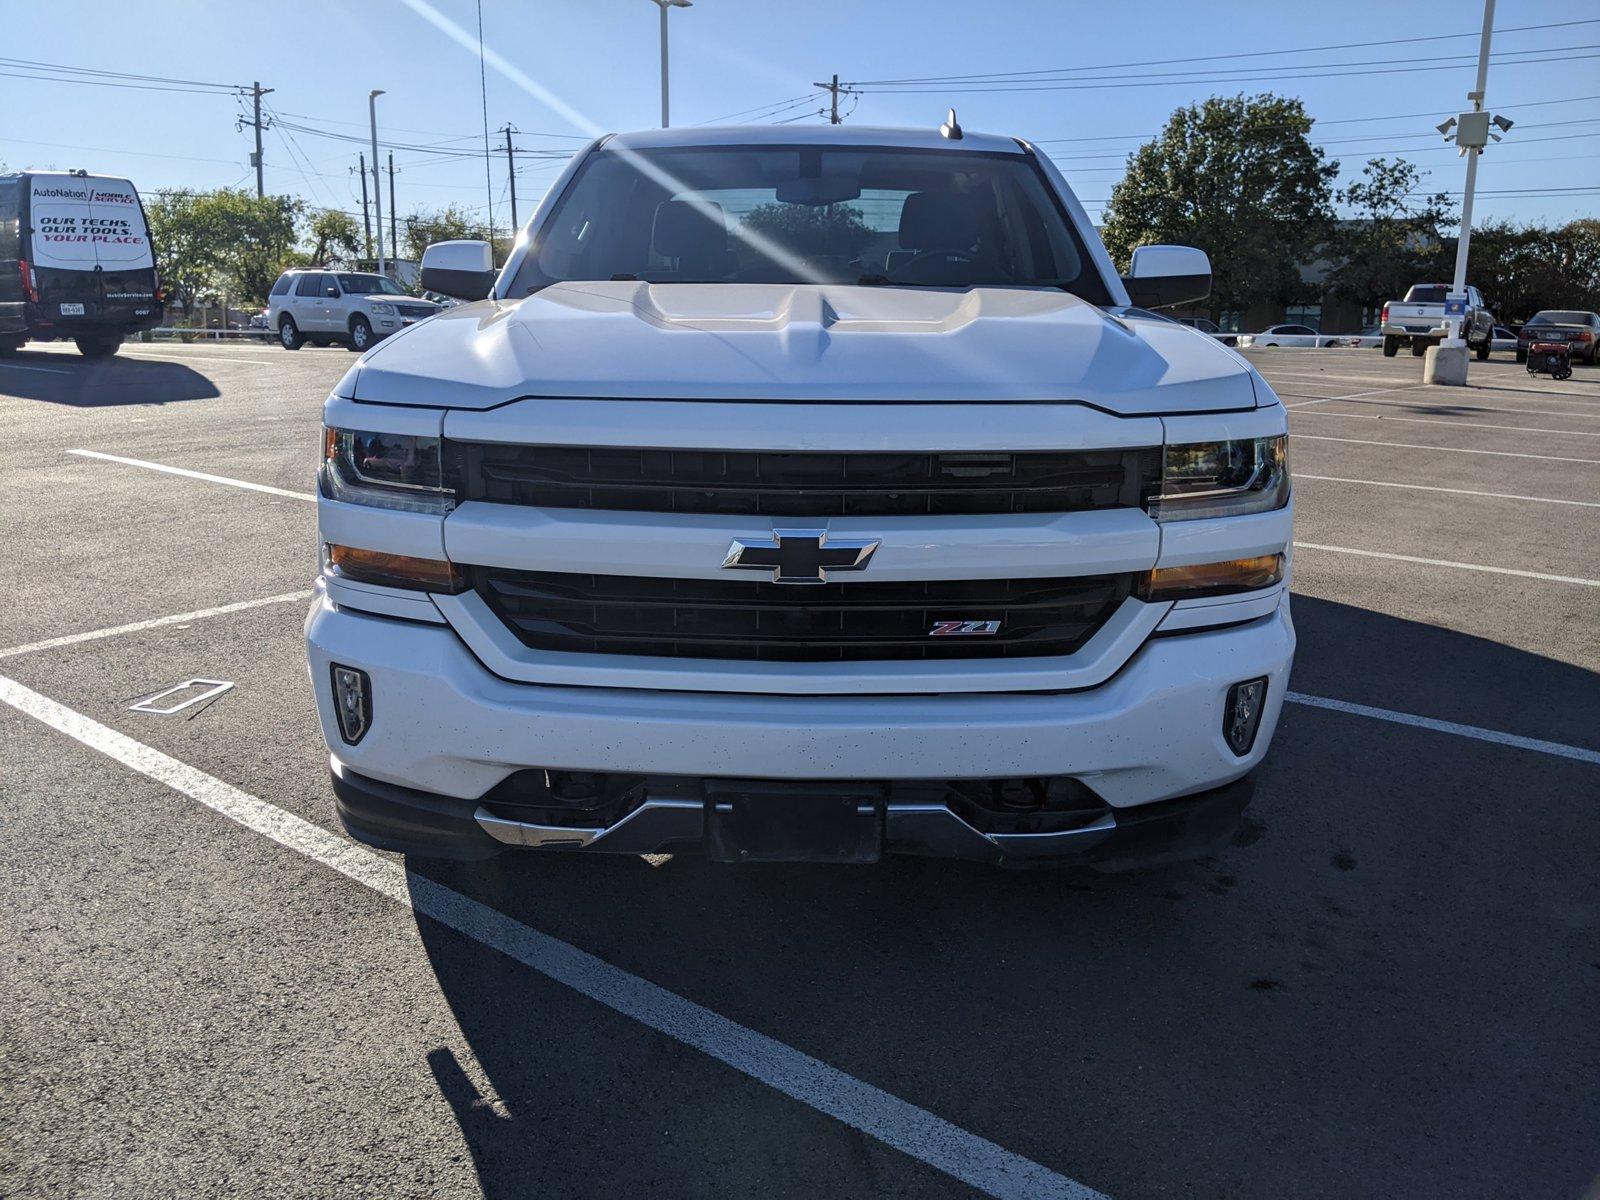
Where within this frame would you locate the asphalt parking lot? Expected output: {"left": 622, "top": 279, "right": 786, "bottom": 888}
{"left": 2, "top": 338, "right": 1596, "bottom": 1200}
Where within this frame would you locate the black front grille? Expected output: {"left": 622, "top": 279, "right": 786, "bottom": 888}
{"left": 396, "top": 303, "right": 437, "bottom": 319}
{"left": 472, "top": 568, "right": 1133, "bottom": 662}
{"left": 453, "top": 444, "right": 1160, "bottom": 517}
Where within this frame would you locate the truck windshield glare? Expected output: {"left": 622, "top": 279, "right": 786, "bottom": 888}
{"left": 512, "top": 145, "right": 1111, "bottom": 300}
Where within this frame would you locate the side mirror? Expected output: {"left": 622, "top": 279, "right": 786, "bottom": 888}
{"left": 420, "top": 240, "right": 496, "bottom": 302}
{"left": 1121, "top": 244, "right": 1211, "bottom": 310}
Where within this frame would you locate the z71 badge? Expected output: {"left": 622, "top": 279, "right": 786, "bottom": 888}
{"left": 928, "top": 620, "right": 1002, "bottom": 636}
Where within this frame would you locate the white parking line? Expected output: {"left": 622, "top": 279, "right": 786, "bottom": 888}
{"left": 68, "top": 449, "right": 315, "bottom": 502}
{"left": 1294, "top": 474, "right": 1600, "bottom": 508}
{"left": 1294, "top": 542, "right": 1600, "bottom": 587}
{"left": 1283, "top": 384, "right": 1429, "bottom": 409}
{"left": 1285, "top": 692, "right": 1600, "bottom": 766}
{"left": 0, "top": 591, "right": 314, "bottom": 660}
{"left": 1290, "top": 433, "right": 1600, "bottom": 466}
{"left": 0, "top": 361, "right": 73, "bottom": 374}
{"left": 0, "top": 672, "right": 1106, "bottom": 1200}
{"left": 1291, "top": 409, "right": 1600, "bottom": 438}
{"left": 121, "top": 349, "right": 279, "bottom": 367}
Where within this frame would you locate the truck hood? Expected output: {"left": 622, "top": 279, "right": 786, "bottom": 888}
{"left": 342, "top": 282, "right": 1260, "bottom": 414}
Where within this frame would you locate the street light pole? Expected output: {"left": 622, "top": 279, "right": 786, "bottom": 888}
{"left": 1446, "top": 0, "right": 1495, "bottom": 347}
{"left": 651, "top": 0, "right": 692, "bottom": 128}
{"left": 368, "top": 89, "right": 386, "bottom": 278}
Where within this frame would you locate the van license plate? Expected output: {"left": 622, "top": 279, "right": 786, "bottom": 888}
{"left": 59, "top": 303, "right": 85, "bottom": 316}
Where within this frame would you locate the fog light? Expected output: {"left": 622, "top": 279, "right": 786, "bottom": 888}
{"left": 1224, "top": 677, "right": 1268, "bottom": 756}
{"left": 331, "top": 664, "right": 372, "bottom": 745}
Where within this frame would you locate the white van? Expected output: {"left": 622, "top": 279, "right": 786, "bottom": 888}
{"left": 0, "top": 170, "right": 163, "bottom": 358}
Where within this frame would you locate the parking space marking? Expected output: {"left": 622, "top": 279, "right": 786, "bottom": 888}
{"left": 0, "top": 591, "right": 314, "bottom": 660}
{"left": 1291, "top": 409, "right": 1600, "bottom": 438}
{"left": 120, "top": 350, "right": 280, "bottom": 367}
{"left": 1290, "top": 434, "right": 1600, "bottom": 466}
{"left": 1286, "top": 692, "right": 1600, "bottom": 766}
{"left": 1294, "top": 542, "right": 1600, "bottom": 587}
{"left": 1294, "top": 474, "right": 1600, "bottom": 508}
{"left": 1283, "top": 384, "right": 1429, "bottom": 409}
{"left": 0, "top": 361, "right": 74, "bottom": 375}
{"left": 68, "top": 449, "right": 315, "bottom": 501}
{"left": 0, "top": 672, "right": 1107, "bottom": 1200}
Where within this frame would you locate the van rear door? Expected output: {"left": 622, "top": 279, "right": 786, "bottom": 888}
{"left": 27, "top": 174, "right": 100, "bottom": 320}
{"left": 87, "top": 177, "right": 157, "bottom": 323}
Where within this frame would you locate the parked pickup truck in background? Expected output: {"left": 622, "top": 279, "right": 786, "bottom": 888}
{"left": 305, "top": 122, "right": 1294, "bottom": 874}
{"left": 1380, "top": 283, "right": 1494, "bottom": 359}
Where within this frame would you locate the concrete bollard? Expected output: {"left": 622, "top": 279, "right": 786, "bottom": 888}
{"left": 1423, "top": 344, "right": 1469, "bottom": 386}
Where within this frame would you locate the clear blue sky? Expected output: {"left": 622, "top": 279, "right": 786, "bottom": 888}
{"left": 2, "top": 0, "right": 1595, "bottom": 235}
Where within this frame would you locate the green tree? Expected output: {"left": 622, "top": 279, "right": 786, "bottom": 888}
{"left": 146, "top": 188, "right": 304, "bottom": 309}
{"left": 1100, "top": 94, "right": 1339, "bottom": 315}
{"left": 402, "top": 205, "right": 488, "bottom": 263}
{"left": 308, "top": 209, "right": 361, "bottom": 264}
{"left": 741, "top": 202, "right": 874, "bottom": 260}
{"left": 1469, "top": 218, "right": 1600, "bottom": 323}
{"left": 1326, "top": 157, "right": 1455, "bottom": 314}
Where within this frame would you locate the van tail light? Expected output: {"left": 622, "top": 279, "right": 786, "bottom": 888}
{"left": 19, "top": 259, "right": 38, "bottom": 304}
{"left": 1380, "top": 303, "right": 1388, "bottom": 326}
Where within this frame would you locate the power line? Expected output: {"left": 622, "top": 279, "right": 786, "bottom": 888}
{"left": 845, "top": 18, "right": 1600, "bottom": 85}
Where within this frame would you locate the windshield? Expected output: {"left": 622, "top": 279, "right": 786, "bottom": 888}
{"left": 338, "top": 273, "right": 405, "bottom": 295}
{"left": 511, "top": 144, "right": 1109, "bottom": 300}
{"left": 1527, "top": 311, "right": 1591, "bottom": 325}
{"left": 1403, "top": 285, "right": 1449, "bottom": 303}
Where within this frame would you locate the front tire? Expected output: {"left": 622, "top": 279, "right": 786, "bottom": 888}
{"left": 348, "top": 315, "right": 373, "bottom": 353}
{"left": 1411, "top": 339, "right": 1429, "bottom": 357}
{"left": 74, "top": 334, "right": 121, "bottom": 359}
{"left": 278, "top": 317, "right": 304, "bottom": 350}
{"left": 0, "top": 337, "right": 21, "bottom": 358}
{"left": 1475, "top": 339, "right": 1490, "bottom": 361}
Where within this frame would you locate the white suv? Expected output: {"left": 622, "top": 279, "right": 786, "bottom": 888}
{"left": 305, "top": 123, "right": 1294, "bottom": 871}
{"left": 267, "top": 269, "right": 439, "bottom": 352}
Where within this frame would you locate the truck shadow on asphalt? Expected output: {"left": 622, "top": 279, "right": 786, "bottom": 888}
{"left": 399, "top": 596, "right": 1598, "bottom": 1199}
{"left": 0, "top": 353, "right": 218, "bottom": 405}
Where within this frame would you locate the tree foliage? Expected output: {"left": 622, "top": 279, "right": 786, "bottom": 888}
{"left": 401, "top": 205, "right": 490, "bottom": 263}
{"left": 1325, "top": 157, "right": 1455, "bottom": 311}
{"left": 741, "top": 202, "right": 875, "bottom": 260}
{"left": 308, "top": 209, "right": 362, "bottom": 264}
{"left": 145, "top": 188, "right": 304, "bottom": 309}
{"left": 1099, "top": 94, "right": 1338, "bottom": 314}
{"left": 1468, "top": 218, "right": 1600, "bottom": 322}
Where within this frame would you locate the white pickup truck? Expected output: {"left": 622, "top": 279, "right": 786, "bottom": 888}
{"left": 305, "top": 122, "right": 1294, "bottom": 871}
{"left": 1381, "top": 283, "right": 1495, "bottom": 359}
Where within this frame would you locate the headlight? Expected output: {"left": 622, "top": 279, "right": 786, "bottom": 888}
{"left": 1147, "top": 435, "right": 1289, "bottom": 522}
{"left": 321, "top": 428, "right": 455, "bottom": 514}
{"left": 369, "top": 302, "right": 395, "bottom": 315}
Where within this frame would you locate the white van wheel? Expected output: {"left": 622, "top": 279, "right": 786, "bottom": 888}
{"left": 278, "top": 317, "right": 304, "bottom": 350}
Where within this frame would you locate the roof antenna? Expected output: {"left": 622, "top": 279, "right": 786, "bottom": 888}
{"left": 939, "top": 107, "right": 963, "bottom": 140}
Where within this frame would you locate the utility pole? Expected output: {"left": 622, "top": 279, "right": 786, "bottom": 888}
{"left": 502, "top": 125, "right": 519, "bottom": 234}
{"left": 245, "top": 81, "right": 274, "bottom": 197}
{"left": 813, "top": 74, "right": 849, "bottom": 124}
{"left": 387, "top": 153, "right": 398, "bottom": 266}
{"left": 368, "top": 89, "right": 386, "bottom": 277}
{"left": 356, "top": 154, "right": 372, "bottom": 259}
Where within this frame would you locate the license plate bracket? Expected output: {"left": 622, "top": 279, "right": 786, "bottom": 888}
{"left": 705, "top": 780, "right": 884, "bottom": 864}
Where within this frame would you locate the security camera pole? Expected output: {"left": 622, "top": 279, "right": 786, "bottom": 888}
{"left": 1427, "top": 0, "right": 1512, "bottom": 385}
{"left": 650, "top": 0, "right": 693, "bottom": 129}
{"left": 369, "top": 89, "right": 386, "bottom": 278}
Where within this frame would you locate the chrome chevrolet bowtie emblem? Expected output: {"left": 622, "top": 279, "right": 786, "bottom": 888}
{"left": 722, "top": 528, "right": 879, "bottom": 585}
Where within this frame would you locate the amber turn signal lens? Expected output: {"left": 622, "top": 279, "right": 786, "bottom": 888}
{"left": 324, "top": 544, "right": 466, "bottom": 593}
{"left": 1137, "top": 554, "right": 1283, "bottom": 602}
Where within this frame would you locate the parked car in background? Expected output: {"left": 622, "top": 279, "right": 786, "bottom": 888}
{"left": 1177, "top": 316, "right": 1237, "bottom": 347}
{"left": 1380, "top": 283, "right": 1494, "bottom": 359}
{"left": 0, "top": 170, "right": 163, "bottom": 358}
{"left": 1514, "top": 310, "right": 1599, "bottom": 365}
{"left": 1339, "top": 326, "right": 1383, "bottom": 348}
{"left": 267, "top": 269, "right": 440, "bottom": 351}
{"left": 1490, "top": 325, "right": 1518, "bottom": 353}
{"left": 421, "top": 289, "right": 463, "bottom": 309}
{"left": 1237, "top": 324, "right": 1337, "bottom": 348}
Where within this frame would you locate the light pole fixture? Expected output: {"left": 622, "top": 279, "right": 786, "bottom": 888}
{"left": 650, "top": 0, "right": 692, "bottom": 129}
{"left": 369, "top": 89, "right": 386, "bottom": 277}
